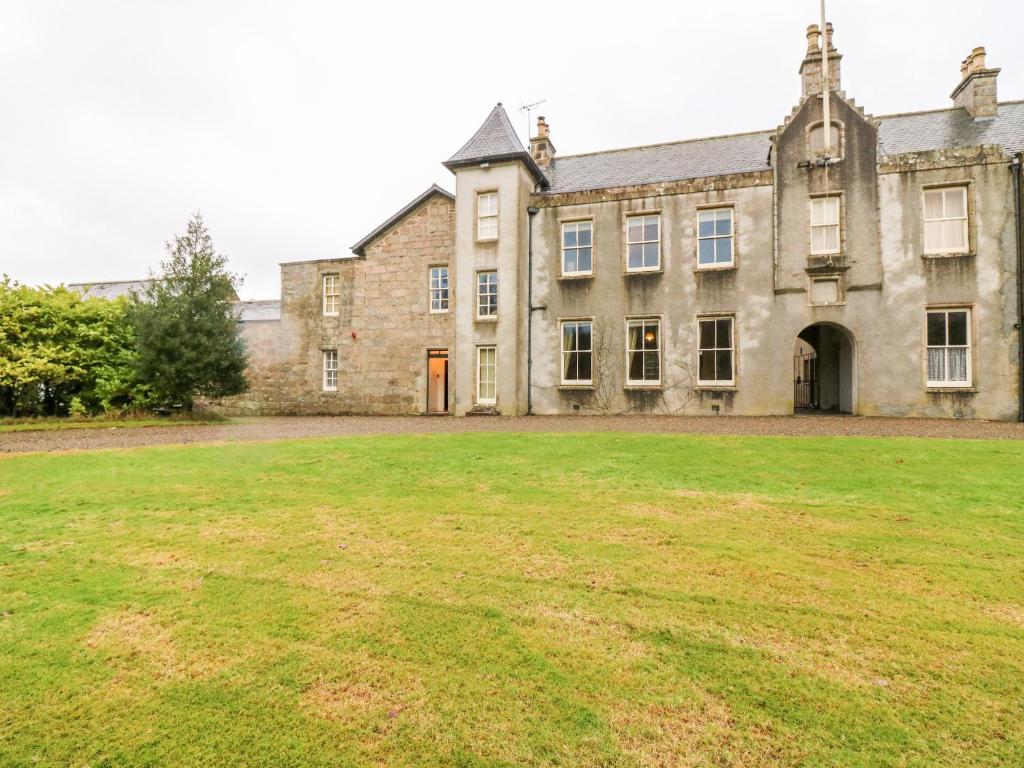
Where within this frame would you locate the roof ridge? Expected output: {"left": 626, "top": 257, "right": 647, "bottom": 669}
{"left": 555, "top": 128, "right": 775, "bottom": 162}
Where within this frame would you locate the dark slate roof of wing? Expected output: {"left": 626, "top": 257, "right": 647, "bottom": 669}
{"left": 236, "top": 300, "right": 281, "bottom": 323}
{"left": 443, "top": 103, "right": 549, "bottom": 187}
{"left": 67, "top": 279, "right": 157, "bottom": 300}
{"left": 544, "top": 131, "right": 774, "bottom": 194}
{"left": 543, "top": 101, "right": 1024, "bottom": 194}
{"left": 350, "top": 184, "right": 454, "bottom": 256}
{"left": 877, "top": 100, "right": 1024, "bottom": 156}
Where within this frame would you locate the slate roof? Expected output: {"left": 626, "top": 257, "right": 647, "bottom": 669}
{"left": 443, "top": 103, "right": 549, "bottom": 187}
{"left": 351, "top": 184, "right": 454, "bottom": 257}
{"left": 67, "top": 279, "right": 157, "bottom": 300}
{"left": 543, "top": 101, "right": 1024, "bottom": 195}
{"left": 236, "top": 299, "right": 281, "bottom": 323}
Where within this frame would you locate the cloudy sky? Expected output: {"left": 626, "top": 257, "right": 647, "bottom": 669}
{"left": 1, "top": 0, "right": 1020, "bottom": 299}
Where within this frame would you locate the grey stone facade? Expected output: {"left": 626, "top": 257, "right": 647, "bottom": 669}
{"left": 215, "top": 24, "right": 1024, "bottom": 420}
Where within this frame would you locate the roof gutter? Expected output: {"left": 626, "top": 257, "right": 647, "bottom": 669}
{"left": 1013, "top": 152, "right": 1024, "bottom": 422}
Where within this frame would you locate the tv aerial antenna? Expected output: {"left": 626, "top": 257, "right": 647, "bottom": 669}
{"left": 519, "top": 99, "right": 546, "bottom": 145}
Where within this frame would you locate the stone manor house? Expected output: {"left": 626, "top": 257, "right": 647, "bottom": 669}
{"left": 188, "top": 25, "right": 1024, "bottom": 419}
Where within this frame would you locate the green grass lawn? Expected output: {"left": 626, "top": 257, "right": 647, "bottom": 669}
{"left": 1, "top": 433, "right": 1022, "bottom": 767}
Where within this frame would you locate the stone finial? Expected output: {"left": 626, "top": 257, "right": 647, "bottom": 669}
{"left": 806, "top": 24, "right": 821, "bottom": 54}
{"left": 952, "top": 46, "right": 1000, "bottom": 119}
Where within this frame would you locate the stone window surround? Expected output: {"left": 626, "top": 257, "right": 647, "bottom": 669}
{"left": 476, "top": 189, "right": 499, "bottom": 243}
{"left": 805, "top": 118, "right": 845, "bottom": 161}
{"left": 558, "top": 217, "right": 595, "bottom": 279}
{"left": 695, "top": 312, "right": 738, "bottom": 390}
{"left": 558, "top": 316, "right": 595, "bottom": 390}
{"left": 624, "top": 314, "right": 664, "bottom": 389}
{"left": 622, "top": 209, "right": 663, "bottom": 275}
{"left": 694, "top": 203, "right": 738, "bottom": 272}
{"left": 807, "top": 192, "right": 845, "bottom": 258}
{"left": 923, "top": 303, "right": 977, "bottom": 391}
{"left": 921, "top": 181, "right": 975, "bottom": 259}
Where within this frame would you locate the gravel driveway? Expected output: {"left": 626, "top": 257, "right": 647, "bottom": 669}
{"left": 1, "top": 414, "right": 1022, "bottom": 454}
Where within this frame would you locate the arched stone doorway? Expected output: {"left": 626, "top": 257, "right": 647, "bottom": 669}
{"left": 793, "top": 323, "right": 856, "bottom": 414}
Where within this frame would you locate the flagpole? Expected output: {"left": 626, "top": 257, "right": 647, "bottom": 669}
{"left": 821, "top": 0, "right": 831, "bottom": 156}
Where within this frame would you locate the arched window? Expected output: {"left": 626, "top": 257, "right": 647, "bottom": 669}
{"left": 808, "top": 122, "right": 841, "bottom": 158}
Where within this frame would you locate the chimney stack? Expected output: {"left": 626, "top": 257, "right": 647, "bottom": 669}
{"left": 799, "top": 23, "right": 842, "bottom": 99}
{"left": 951, "top": 46, "right": 1000, "bottom": 119}
{"left": 530, "top": 116, "right": 556, "bottom": 170}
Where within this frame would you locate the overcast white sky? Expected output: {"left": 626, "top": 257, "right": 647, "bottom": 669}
{"left": 1, "top": 1, "right": 1020, "bottom": 299}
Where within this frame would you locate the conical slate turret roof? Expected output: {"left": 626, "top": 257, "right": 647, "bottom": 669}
{"left": 443, "top": 103, "right": 548, "bottom": 187}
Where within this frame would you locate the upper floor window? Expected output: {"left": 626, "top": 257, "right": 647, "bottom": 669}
{"left": 626, "top": 214, "right": 660, "bottom": 272}
{"left": 927, "top": 308, "right": 972, "bottom": 388}
{"left": 477, "top": 271, "right": 498, "bottom": 318}
{"left": 561, "top": 320, "right": 593, "bottom": 385}
{"left": 323, "top": 349, "right": 338, "bottom": 391}
{"left": 562, "top": 221, "right": 593, "bottom": 276}
{"left": 697, "top": 208, "right": 734, "bottom": 267}
{"left": 810, "top": 197, "right": 840, "bottom": 255}
{"left": 429, "top": 266, "right": 449, "bottom": 313}
{"left": 698, "top": 317, "right": 735, "bottom": 386}
{"left": 322, "top": 274, "right": 339, "bottom": 316}
{"left": 477, "top": 192, "right": 498, "bottom": 240}
{"left": 923, "top": 187, "right": 968, "bottom": 255}
{"left": 626, "top": 318, "right": 661, "bottom": 385}
{"left": 809, "top": 122, "right": 841, "bottom": 157}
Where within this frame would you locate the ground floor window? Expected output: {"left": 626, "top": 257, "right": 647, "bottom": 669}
{"left": 476, "top": 346, "right": 496, "bottom": 404}
{"left": 698, "top": 317, "right": 735, "bottom": 385}
{"left": 561, "top": 320, "right": 593, "bottom": 385}
{"left": 323, "top": 350, "right": 338, "bottom": 391}
{"left": 927, "top": 308, "right": 971, "bottom": 387}
{"left": 626, "top": 318, "right": 661, "bottom": 385}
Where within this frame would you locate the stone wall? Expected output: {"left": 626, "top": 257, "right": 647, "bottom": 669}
{"left": 210, "top": 193, "right": 455, "bottom": 415}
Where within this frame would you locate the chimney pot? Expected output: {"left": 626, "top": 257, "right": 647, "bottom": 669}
{"left": 805, "top": 24, "right": 821, "bottom": 54}
{"left": 825, "top": 22, "right": 836, "bottom": 52}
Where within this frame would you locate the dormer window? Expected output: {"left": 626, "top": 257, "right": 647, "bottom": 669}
{"left": 808, "top": 122, "right": 841, "bottom": 158}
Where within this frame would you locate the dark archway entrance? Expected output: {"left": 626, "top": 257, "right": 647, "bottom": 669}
{"left": 793, "top": 323, "right": 856, "bottom": 414}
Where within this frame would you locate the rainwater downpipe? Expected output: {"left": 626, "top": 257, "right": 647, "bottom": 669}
{"left": 527, "top": 205, "right": 540, "bottom": 415}
{"left": 1013, "top": 152, "right": 1024, "bottom": 422}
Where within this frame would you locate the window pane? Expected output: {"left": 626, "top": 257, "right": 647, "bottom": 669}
{"left": 577, "top": 323, "right": 592, "bottom": 351}
{"left": 948, "top": 348, "right": 968, "bottom": 381}
{"left": 628, "top": 243, "right": 643, "bottom": 268}
{"left": 628, "top": 322, "right": 643, "bottom": 351}
{"left": 564, "top": 250, "right": 577, "bottom": 273}
{"left": 578, "top": 248, "right": 592, "bottom": 272}
{"left": 565, "top": 352, "right": 578, "bottom": 382}
{"left": 627, "top": 218, "right": 643, "bottom": 243}
{"left": 716, "top": 318, "right": 732, "bottom": 346}
{"left": 562, "top": 323, "right": 577, "bottom": 353}
{"left": 698, "top": 214, "right": 715, "bottom": 238}
{"left": 924, "top": 191, "right": 944, "bottom": 220}
{"left": 715, "top": 213, "right": 732, "bottom": 236}
{"left": 716, "top": 238, "right": 733, "bottom": 263}
{"left": 643, "top": 217, "right": 659, "bottom": 242}
{"left": 699, "top": 350, "right": 715, "bottom": 381}
{"left": 699, "top": 320, "right": 715, "bottom": 349}
{"left": 577, "top": 224, "right": 592, "bottom": 246}
{"left": 944, "top": 219, "right": 965, "bottom": 250}
{"left": 629, "top": 350, "right": 644, "bottom": 381}
{"left": 643, "top": 242, "right": 659, "bottom": 267}
{"left": 563, "top": 227, "right": 577, "bottom": 247}
{"left": 716, "top": 350, "right": 732, "bottom": 381}
{"left": 644, "top": 351, "right": 659, "bottom": 381}
{"left": 947, "top": 311, "right": 968, "bottom": 346}
{"left": 811, "top": 226, "right": 826, "bottom": 253}
{"left": 823, "top": 225, "right": 839, "bottom": 251}
{"left": 643, "top": 323, "right": 658, "bottom": 350}
{"left": 699, "top": 239, "right": 715, "bottom": 264}
{"left": 810, "top": 199, "right": 825, "bottom": 226}
{"left": 924, "top": 220, "right": 943, "bottom": 251}
{"left": 577, "top": 351, "right": 592, "bottom": 381}
{"left": 945, "top": 188, "right": 965, "bottom": 218}
{"left": 927, "top": 313, "right": 947, "bottom": 346}
{"left": 927, "top": 348, "right": 946, "bottom": 381}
